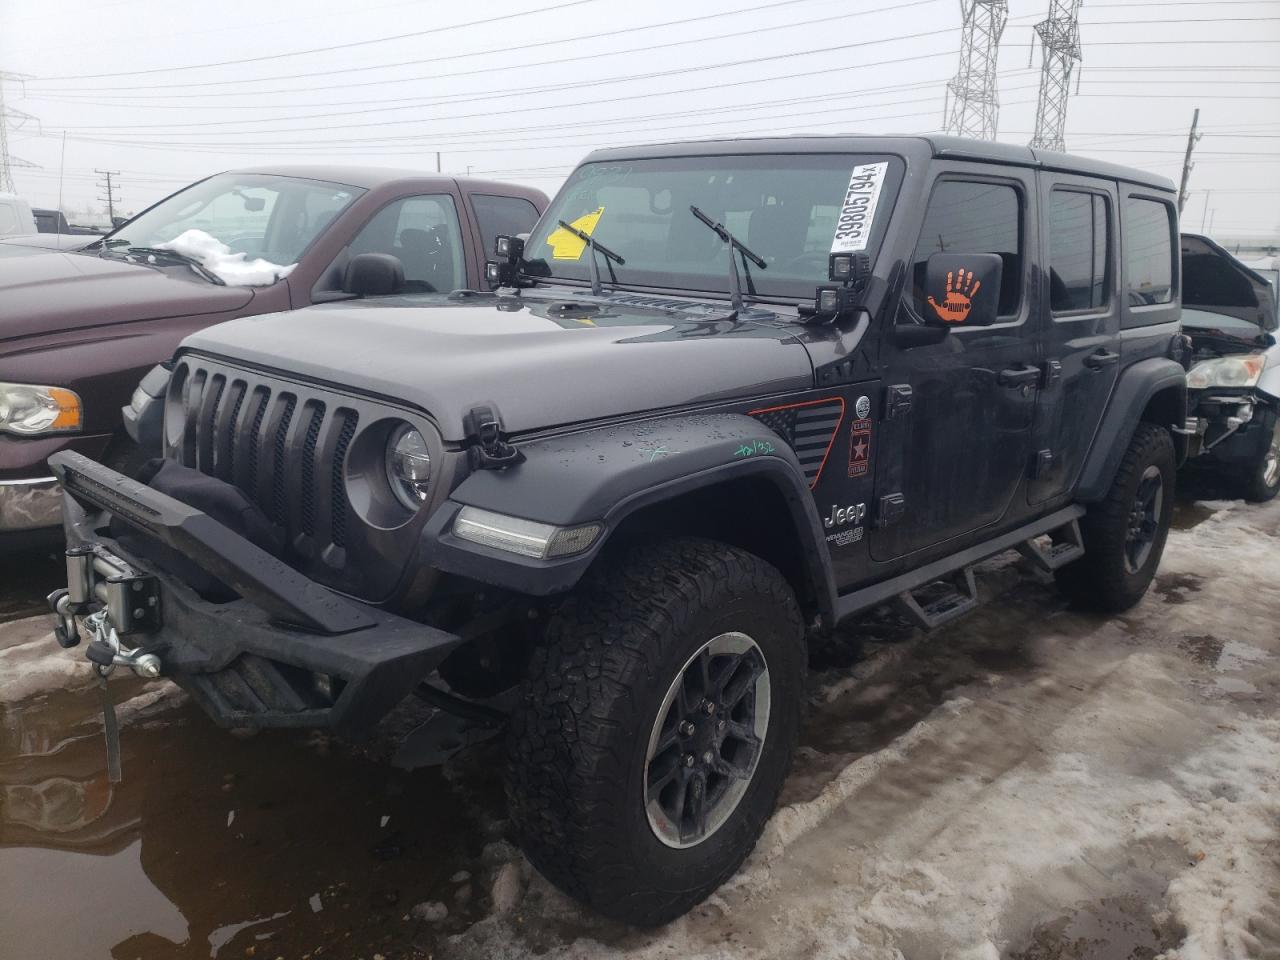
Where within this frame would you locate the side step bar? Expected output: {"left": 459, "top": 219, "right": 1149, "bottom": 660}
{"left": 897, "top": 566, "right": 979, "bottom": 630}
{"left": 1016, "top": 517, "right": 1085, "bottom": 573}
{"left": 834, "top": 505, "right": 1087, "bottom": 628}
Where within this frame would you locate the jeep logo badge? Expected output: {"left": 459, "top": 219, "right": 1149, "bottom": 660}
{"left": 824, "top": 502, "right": 867, "bottom": 529}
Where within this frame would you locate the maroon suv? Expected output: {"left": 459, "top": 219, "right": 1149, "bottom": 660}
{"left": 0, "top": 165, "right": 547, "bottom": 549}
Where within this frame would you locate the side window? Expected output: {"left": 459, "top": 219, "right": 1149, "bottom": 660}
{"left": 912, "top": 180, "right": 1022, "bottom": 319}
{"left": 1122, "top": 196, "right": 1175, "bottom": 307}
{"left": 471, "top": 194, "right": 541, "bottom": 255}
{"left": 350, "top": 194, "right": 465, "bottom": 293}
{"left": 1048, "top": 189, "right": 1111, "bottom": 314}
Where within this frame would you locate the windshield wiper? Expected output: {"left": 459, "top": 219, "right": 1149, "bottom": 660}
{"left": 689, "top": 205, "right": 767, "bottom": 313}
{"left": 556, "top": 219, "right": 625, "bottom": 297}
{"left": 124, "top": 246, "right": 226, "bottom": 286}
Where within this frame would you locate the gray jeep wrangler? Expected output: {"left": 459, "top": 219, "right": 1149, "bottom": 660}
{"left": 46, "top": 135, "right": 1188, "bottom": 925}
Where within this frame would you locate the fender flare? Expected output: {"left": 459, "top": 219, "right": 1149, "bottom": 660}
{"left": 420, "top": 413, "right": 837, "bottom": 617}
{"left": 1076, "top": 357, "right": 1187, "bottom": 502}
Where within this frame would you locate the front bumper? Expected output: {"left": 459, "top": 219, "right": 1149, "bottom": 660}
{"left": 48, "top": 450, "right": 462, "bottom": 736}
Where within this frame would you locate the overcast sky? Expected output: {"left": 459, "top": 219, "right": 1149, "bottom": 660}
{"left": 2, "top": 0, "right": 1277, "bottom": 240}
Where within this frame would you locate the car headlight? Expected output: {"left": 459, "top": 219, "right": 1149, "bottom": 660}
{"left": 1187, "top": 355, "right": 1267, "bottom": 390}
{"left": 386, "top": 424, "right": 432, "bottom": 509}
{"left": 0, "top": 382, "right": 83, "bottom": 436}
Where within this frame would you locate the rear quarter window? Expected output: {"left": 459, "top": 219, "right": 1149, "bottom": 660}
{"left": 1122, "top": 195, "right": 1177, "bottom": 325}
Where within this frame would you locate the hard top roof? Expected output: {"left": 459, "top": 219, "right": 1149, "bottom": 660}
{"left": 581, "top": 134, "right": 1176, "bottom": 193}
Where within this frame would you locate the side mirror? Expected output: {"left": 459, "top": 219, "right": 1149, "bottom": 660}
{"left": 922, "top": 253, "right": 1002, "bottom": 327}
{"left": 343, "top": 252, "right": 405, "bottom": 297}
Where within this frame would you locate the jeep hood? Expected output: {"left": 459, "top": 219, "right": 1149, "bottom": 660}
{"left": 180, "top": 292, "right": 816, "bottom": 439}
{"left": 0, "top": 251, "right": 256, "bottom": 343}
{"left": 1181, "top": 233, "right": 1277, "bottom": 332}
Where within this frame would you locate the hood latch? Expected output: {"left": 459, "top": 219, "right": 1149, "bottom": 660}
{"left": 463, "top": 405, "right": 526, "bottom": 470}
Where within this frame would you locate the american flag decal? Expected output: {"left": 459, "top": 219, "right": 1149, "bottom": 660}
{"left": 748, "top": 398, "right": 845, "bottom": 488}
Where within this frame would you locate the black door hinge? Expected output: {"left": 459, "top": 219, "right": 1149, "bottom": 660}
{"left": 463, "top": 405, "right": 526, "bottom": 470}
{"left": 877, "top": 492, "right": 906, "bottom": 527}
{"left": 886, "top": 384, "right": 913, "bottom": 420}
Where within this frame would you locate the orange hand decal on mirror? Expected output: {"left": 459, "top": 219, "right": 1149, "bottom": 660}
{"left": 927, "top": 268, "right": 982, "bottom": 324}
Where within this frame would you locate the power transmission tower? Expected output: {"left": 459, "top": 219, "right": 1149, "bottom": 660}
{"left": 96, "top": 169, "right": 121, "bottom": 223}
{"left": 942, "top": 0, "right": 1009, "bottom": 140}
{"left": 1029, "top": 0, "right": 1083, "bottom": 153}
{"left": 1176, "top": 108, "right": 1201, "bottom": 214}
{"left": 0, "top": 71, "right": 40, "bottom": 194}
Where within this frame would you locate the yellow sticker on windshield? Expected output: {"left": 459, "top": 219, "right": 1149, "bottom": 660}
{"left": 546, "top": 207, "right": 605, "bottom": 260}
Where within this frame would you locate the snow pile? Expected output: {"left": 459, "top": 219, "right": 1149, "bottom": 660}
{"left": 157, "top": 229, "right": 295, "bottom": 286}
{"left": 0, "top": 617, "right": 94, "bottom": 702}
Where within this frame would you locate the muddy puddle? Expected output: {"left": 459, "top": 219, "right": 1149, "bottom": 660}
{"left": 1009, "top": 892, "right": 1186, "bottom": 960}
{"left": 0, "top": 683, "right": 512, "bottom": 960}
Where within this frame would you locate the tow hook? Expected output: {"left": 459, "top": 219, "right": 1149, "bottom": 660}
{"left": 83, "top": 610, "right": 162, "bottom": 678}
{"left": 51, "top": 597, "right": 163, "bottom": 679}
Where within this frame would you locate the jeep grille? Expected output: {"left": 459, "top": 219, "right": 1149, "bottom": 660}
{"left": 165, "top": 355, "right": 439, "bottom": 602}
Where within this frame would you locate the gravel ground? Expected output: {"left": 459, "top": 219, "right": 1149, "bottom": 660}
{"left": 0, "top": 495, "right": 1276, "bottom": 960}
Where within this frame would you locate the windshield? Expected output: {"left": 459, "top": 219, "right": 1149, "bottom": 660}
{"left": 524, "top": 153, "right": 903, "bottom": 300}
{"left": 99, "top": 173, "right": 364, "bottom": 266}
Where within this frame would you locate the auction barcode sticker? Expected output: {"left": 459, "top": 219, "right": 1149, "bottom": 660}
{"left": 831, "top": 161, "right": 888, "bottom": 254}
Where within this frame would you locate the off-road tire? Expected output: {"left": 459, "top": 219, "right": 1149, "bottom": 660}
{"left": 1241, "top": 413, "right": 1280, "bottom": 503}
{"left": 1056, "top": 422, "right": 1176, "bottom": 612}
{"left": 505, "top": 538, "right": 805, "bottom": 926}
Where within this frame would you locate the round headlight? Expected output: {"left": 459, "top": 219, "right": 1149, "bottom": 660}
{"left": 386, "top": 425, "right": 432, "bottom": 510}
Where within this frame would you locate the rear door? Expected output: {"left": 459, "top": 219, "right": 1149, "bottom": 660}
{"left": 869, "top": 165, "right": 1040, "bottom": 561}
{"left": 1028, "top": 173, "right": 1121, "bottom": 504}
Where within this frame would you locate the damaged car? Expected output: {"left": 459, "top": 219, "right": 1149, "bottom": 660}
{"left": 0, "top": 167, "right": 546, "bottom": 549}
{"left": 1179, "top": 232, "right": 1280, "bottom": 501}
{"left": 45, "top": 135, "right": 1187, "bottom": 925}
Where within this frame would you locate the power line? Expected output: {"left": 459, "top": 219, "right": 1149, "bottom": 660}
{"left": 32, "top": 2, "right": 941, "bottom": 130}
{"left": 31, "top": 0, "right": 603, "bottom": 81}
{"left": 26, "top": 14, "right": 1280, "bottom": 99}
{"left": 25, "top": 0, "right": 836, "bottom": 95}
{"left": 29, "top": 44, "right": 965, "bottom": 143}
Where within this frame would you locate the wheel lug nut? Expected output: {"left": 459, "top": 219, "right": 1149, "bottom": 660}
{"left": 717, "top": 720, "right": 726, "bottom": 732}
{"left": 679, "top": 721, "right": 696, "bottom": 737}
{"left": 702, "top": 700, "right": 716, "bottom": 716}
{"left": 683, "top": 754, "right": 696, "bottom": 767}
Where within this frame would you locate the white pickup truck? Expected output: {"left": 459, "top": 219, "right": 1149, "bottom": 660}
{"left": 0, "top": 193, "right": 37, "bottom": 237}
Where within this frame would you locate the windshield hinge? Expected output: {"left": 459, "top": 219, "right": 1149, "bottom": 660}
{"left": 463, "top": 405, "right": 526, "bottom": 471}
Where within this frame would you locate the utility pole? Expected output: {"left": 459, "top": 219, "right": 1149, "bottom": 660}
{"left": 1029, "top": 0, "right": 1083, "bottom": 152}
{"left": 436, "top": 152, "right": 441, "bottom": 173}
{"left": 1177, "top": 108, "right": 1201, "bottom": 214}
{"left": 96, "top": 169, "right": 121, "bottom": 224}
{"left": 943, "top": 0, "right": 1008, "bottom": 141}
{"left": 0, "top": 71, "right": 40, "bottom": 194}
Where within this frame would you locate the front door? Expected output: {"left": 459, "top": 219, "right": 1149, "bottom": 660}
{"left": 1028, "top": 174, "right": 1121, "bottom": 504}
{"left": 870, "top": 168, "right": 1040, "bottom": 562}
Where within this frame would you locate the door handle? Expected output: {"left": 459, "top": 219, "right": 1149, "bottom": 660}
{"left": 1084, "top": 349, "right": 1120, "bottom": 370}
{"left": 998, "top": 365, "right": 1041, "bottom": 388}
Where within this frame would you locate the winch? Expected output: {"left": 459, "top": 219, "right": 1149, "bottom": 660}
{"left": 47, "top": 545, "right": 164, "bottom": 679}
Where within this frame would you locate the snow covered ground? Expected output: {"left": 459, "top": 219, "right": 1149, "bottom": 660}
{"left": 448, "top": 498, "right": 1280, "bottom": 960}
{"left": 1, "top": 497, "right": 1276, "bottom": 960}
